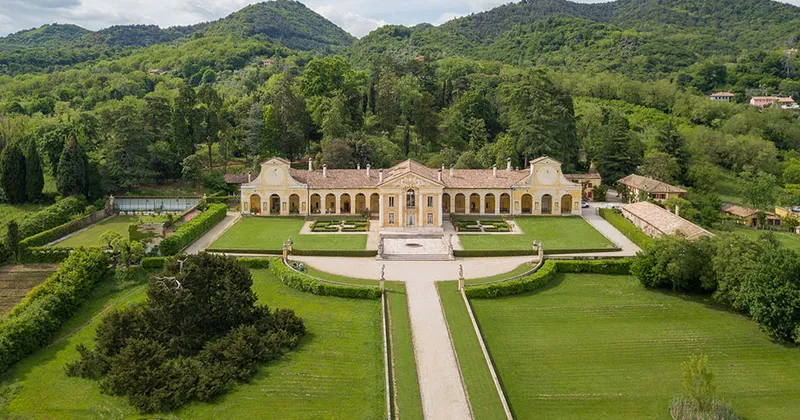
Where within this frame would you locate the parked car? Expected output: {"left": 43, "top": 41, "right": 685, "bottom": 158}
{"left": 581, "top": 201, "right": 590, "bottom": 208}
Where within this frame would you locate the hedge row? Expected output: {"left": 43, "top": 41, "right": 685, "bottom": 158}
{"left": 19, "top": 247, "right": 73, "bottom": 264}
{"left": 0, "top": 248, "right": 110, "bottom": 373}
{"left": 237, "top": 257, "right": 271, "bottom": 269}
{"left": 465, "top": 259, "right": 632, "bottom": 299}
{"left": 140, "top": 257, "right": 167, "bottom": 269}
{"left": 598, "top": 208, "right": 653, "bottom": 249}
{"left": 20, "top": 210, "right": 106, "bottom": 248}
{"left": 206, "top": 248, "right": 378, "bottom": 258}
{"left": 159, "top": 204, "right": 227, "bottom": 256}
{"left": 19, "top": 196, "right": 88, "bottom": 239}
{"left": 453, "top": 247, "right": 620, "bottom": 258}
{"left": 269, "top": 257, "right": 381, "bottom": 299}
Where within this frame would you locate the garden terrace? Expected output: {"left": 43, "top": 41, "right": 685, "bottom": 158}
{"left": 457, "top": 216, "right": 614, "bottom": 252}
{"left": 470, "top": 273, "right": 800, "bottom": 418}
{"left": 51, "top": 215, "right": 169, "bottom": 248}
{"left": 0, "top": 268, "right": 386, "bottom": 418}
{"left": 0, "top": 265, "right": 57, "bottom": 314}
{"left": 210, "top": 217, "right": 367, "bottom": 252}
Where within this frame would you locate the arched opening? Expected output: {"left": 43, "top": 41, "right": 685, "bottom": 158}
{"left": 442, "top": 193, "right": 451, "bottom": 214}
{"left": 269, "top": 194, "right": 281, "bottom": 215}
{"left": 561, "top": 194, "right": 573, "bottom": 214}
{"left": 455, "top": 193, "right": 466, "bottom": 214}
{"left": 325, "top": 194, "right": 336, "bottom": 214}
{"left": 355, "top": 193, "right": 366, "bottom": 214}
{"left": 289, "top": 194, "right": 300, "bottom": 214}
{"left": 340, "top": 193, "right": 352, "bottom": 214}
{"left": 249, "top": 194, "right": 261, "bottom": 215}
{"left": 310, "top": 194, "right": 321, "bottom": 214}
{"left": 541, "top": 194, "right": 552, "bottom": 215}
{"left": 370, "top": 193, "right": 379, "bottom": 215}
{"left": 406, "top": 189, "right": 416, "bottom": 208}
{"left": 521, "top": 194, "right": 533, "bottom": 214}
{"left": 469, "top": 193, "right": 480, "bottom": 214}
{"left": 485, "top": 193, "right": 496, "bottom": 214}
{"left": 500, "top": 193, "right": 510, "bottom": 214}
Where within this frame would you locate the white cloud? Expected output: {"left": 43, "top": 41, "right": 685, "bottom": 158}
{"left": 313, "top": 4, "right": 387, "bottom": 38}
{"left": 435, "top": 12, "right": 465, "bottom": 26}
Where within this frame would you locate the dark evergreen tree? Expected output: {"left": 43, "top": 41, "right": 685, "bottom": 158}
{"left": 591, "top": 109, "right": 642, "bottom": 185}
{"left": 25, "top": 139, "right": 44, "bottom": 202}
{"left": 5, "top": 220, "right": 20, "bottom": 261}
{"left": 171, "top": 84, "right": 198, "bottom": 163}
{"left": 0, "top": 143, "right": 27, "bottom": 203}
{"left": 56, "top": 136, "right": 87, "bottom": 197}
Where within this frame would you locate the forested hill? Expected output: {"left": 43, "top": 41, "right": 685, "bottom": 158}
{"left": 0, "top": 0, "right": 354, "bottom": 75}
{"left": 348, "top": 0, "right": 800, "bottom": 77}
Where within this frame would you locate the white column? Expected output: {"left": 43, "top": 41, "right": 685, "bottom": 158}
{"left": 479, "top": 194, "right": 485, "bottom": 215}
{"left": 334, "top": 195, "right": 339, "bottom": 215}
{"left": 450, "top": 194, "right": 455, "bottom": 215}
{"left": 379, "top": 194, "right": 384, "bottom": 227}
{"left": 437, "top": 194, "right": 443, "bottom": 227}
{"left": 418, "top": 193, "right": 423, "bottom": 228}
{"left": 399, "top": 193, "right": 404, "bottom": 227}
{"left": 493, "top": 195, "right": 499, "bottom": 214}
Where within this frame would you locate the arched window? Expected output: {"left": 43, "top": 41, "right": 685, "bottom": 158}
{"left": 406, "top": 189, "right": 416, "bottom": 208}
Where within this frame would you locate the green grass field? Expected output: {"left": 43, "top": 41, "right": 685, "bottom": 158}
{"left": 714, "top": 225, "right": 800, "bottom": 251}
{"left": 386, "top": 282, "right": 423, "bottom": 420}
{"left": 458, "top": 217, "right": 613, "bottom": 251}
{"left": 470, "top": 273, "right": 800, "bottom": 419}
{"left": 0, "top": 203, "right": 48, "bottom": 237}
{"left": 53, "top": 216, "right": 138, "bottom": 247}
{"left": 437, "top": 281, "right": 507, "bottom": 419}
{"left": 1, "top": 269, "right": 385, "bottom": 419}
{"left": 303, "top": 264, "right": 378, "bottom": 286}
{"left": 599, "top": 208, "right": 653, "bottom": 249}
{"left": 464, "top": 262, "right": 535, "bottom": 285}
{"left": 211, "top": 217, "right": 367, "bottom": 251}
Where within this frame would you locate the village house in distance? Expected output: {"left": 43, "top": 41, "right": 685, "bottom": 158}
{"left": 617, "top": 174, "right": 686, "bottom": 203}
{"left": 238, "top": 157, "right": 585, "bottom": 229}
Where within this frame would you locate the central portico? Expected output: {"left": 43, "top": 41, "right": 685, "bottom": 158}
{"left": 240, "top": 156, "right": 583, "bottom": 229}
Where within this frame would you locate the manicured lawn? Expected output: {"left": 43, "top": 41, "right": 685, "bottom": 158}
{"left": 599, "top": 208, "right": 652, "bottom": 249}
{"left": 211, "top": 217, "right": 367, "bottom": 251}
{"left": 386, "top": 282, "right": 423, "bottom": 420}
{"left": 0, "top": 203, "right": 48, "bottom": 237}
{"left": 464, "top": 262, "right": 535, "bottom": 285}
{"left": 458, "top": 216, "right": 613, "bottom": 251}
{"left": 1, "top": 269, "right": 385, "bottom": 419}
{"left": 303, "top": 264, "right": 378, "bottom": 286}
{"left": 0, "top": 265, "right": 57, "bottom": 314}
{"left": 470, "top": 273, "right": 800, "bottom": 419}
{"left": 437, "top": 281, "right": 507, "bottom": 419}
{"left": 714, "top": 225, "right": 800, "bottom": 251}
{"left": 53, "top": 216, "right": 140, "bottom": 248}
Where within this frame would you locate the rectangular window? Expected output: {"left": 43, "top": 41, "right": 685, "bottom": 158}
{"left": 388, "top": 196, "right": 395, "bottom": 208}
{"left": 427, "top": 213, "right": 433, "bottom": 224}
{"left": 427, "top": 196, "right": 433, "bottom": 207}
{"left": 388, "top": 213, "right": 395, "bottom": 224}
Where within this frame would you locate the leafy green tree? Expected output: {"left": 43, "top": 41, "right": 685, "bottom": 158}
{"left": 682, "top": 354, "right": 716, "bottom": 413}
{"left": 241, "top": 102, "right": 264, "bottom": 164}
{"left": 637, "top": 150, "right": 680, "bottom": 184}
{"left": 741, "top": 247, "right": 800, "bottom": 343}
{"left": 375, "top": 69, "right": 400, "bottom": 136}
{"left": 413, "top": 92, "right": 439, "bottom": 152}
{"left": 0, "top": 143, "right": 26, "bottom": 203}
{"left": 181, "top": 154, "right": 204, "bottom": 186}
{"left": 100, "top": 230, "right": 123, "bottom": 249}
{"left": 631, "top": 235, "right": 715, "bottom": 292}
{"left": 739, "top": 169, "right": 778, "bottom": 210}
{"left": 171, "top": 84, "right": 198, "bottom": 162}
{"left": 321, "top": 94, "right": 348, "bottom": 140}
{"left": 196, "top": 84, "right": 224, "bottom": 170}
{"left": 25, "top": 139, "right": 44, "bottom": 202}
{"left": 591, "top": 109, "right": 642, "bottom": 184}
{"left": 99, "top": 98, "right": 156, "bottom": 190}
{"left": 5, "top": 220, "right": 20, "bottom": 261}
{"left": 782, "top": 158, "right": 800, "bottom": 185}
{"left": 263, "top": 74, "right": 311, "bottom": 160}
{"left": 56, "top": 135, "right": 88, "bottom": 197}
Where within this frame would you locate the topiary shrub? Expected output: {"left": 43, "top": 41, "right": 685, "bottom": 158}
{"left": 159, "top": 204, "right": 226, "bottom": 256}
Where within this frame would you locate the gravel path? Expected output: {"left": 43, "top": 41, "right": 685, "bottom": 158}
{"left": 405, "top": 280, "right": 472, "bottom": 419}
{"left": 183, "top": 212, "right": 240, "bottom": 254}
{"left": 580, "top": 204, "right": 641, "bottom": 257}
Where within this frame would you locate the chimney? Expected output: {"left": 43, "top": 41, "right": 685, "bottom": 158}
{"left": 247, "top": 171, "right": 252, "bottom": 183}
{"left": 507, "top": 158, "right": 512, "bottom": 171}
{"left": 530, "top": 163, "right": 534, "bottom": 175}
{"left": 438, "top": 169, "right": 442, "bottom": 182}
{"left": 379, "top": 169, "right": 384, "bottom": 183}
{"left": 366, "top": 164, "right": 371, "bottom": 177}
{"left": 450, "top": 164, "right": 454, "bottom": 177}
{"left": 323, "top": 164, "right": 327, "bottom": 178}
{"left": 308, "top": 158, "right": 313, "bottom": 171}
{"left": 675, "top": 205, "right": 680, "bottom": 217}
{"left": 357, "top": 163, "right": 361, "bottom": 170}
{"left": 493, "top": 164, "right": 497, "bottom": 177}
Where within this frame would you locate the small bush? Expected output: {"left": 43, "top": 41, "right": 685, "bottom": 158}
{"left": 140, "top": 257, "right": 167, "bottom": 269}
{"left": 236, "top": 258, "right": 270, "bottom": 269}
{"left": 159, "top": 204, "right": 226, "bottom": 256}
{"left": 269, "top": 257, "right": 380, "bottom": 299}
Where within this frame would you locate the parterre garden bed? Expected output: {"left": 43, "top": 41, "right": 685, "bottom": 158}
{"left": 0, "top": 268, "right": 385, "bottom": 419}
{"left": 469, "top": 273, "right": 800, "bottom": 419}
{"left": 311, "top": 219, "right": 370, "bottom": 232}
{"left": 453, "top": 219, "right": 512, "bottom": 233}
{"left": 211, "top": 217, "right": 367, "bottom": 251}
{"left": 458, "top": 216, "right": 613, "bottom": 251}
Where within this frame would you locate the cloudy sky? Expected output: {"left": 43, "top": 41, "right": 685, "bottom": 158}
{"left": 1, "top": 0, "right": 800, "bottom": 38}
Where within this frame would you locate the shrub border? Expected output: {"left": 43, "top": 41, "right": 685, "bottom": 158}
{"left": 453, "top": 247, "right": 621, "bottom": 258}
{"left": 207, "top": 248, "right": 378, "bottom": 257}
{"left": 269, "top": 257, "right": 381, "bottom": 299}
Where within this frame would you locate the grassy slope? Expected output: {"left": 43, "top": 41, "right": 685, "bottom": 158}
{"left": 458, "top": 217, "right": 613, "bottom": 251}
{"left": 2, "top": 269, "right": 385, "bottom": 419}
{"left": 303, "top": 264, "right": 378, "bottom": 286}
{"left": 211, "top": 217, "right": 367, "bottom": 251}
{"left": 599, "top": 209, "right": 653, "bottom": 249}
{"left": 437, "top": 281, "right": 507, "bottom": 420}
{"left": 464, "top": 262, "right": 535, "bottom": 286}
{"left": 386, "top": 282, "right": 423, "bottom": 420}
{"left": 470, "top": 273, "right": 800, "bottom": 419}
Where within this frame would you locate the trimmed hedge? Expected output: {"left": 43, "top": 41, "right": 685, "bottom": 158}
{"left": 237, "top": 257, "right": 271, "bottom": 269}
{"left": 206, "top": 248, "right": 378, "bottom": 257}
{"left": 269, "top": 257, "right": 380, "bottom": 299}
{"left": 599, "top": 208, "right": 653, "bottom": 249}
{"left": 20, "top": 210, "right": 107, "bottom": 248}
{"left": 465, "top": 259, "right": 632, "bottom": 298}
{"left": 159, "top": 204, "right": 227, "bottom": 256}
{"left": 19, "top": 196, "right": 88, "bottom": 239}
{"left": 0, "top": 248, "right": 110, "bottom": 373}
{"left": 454, "top": 247, "right": 621, "bottom": 258}
{"left": 19, "top": 247, "right": 73, "bottom": 264}
{"left": 140, "top": 257, "right": 167, "bottom": 269}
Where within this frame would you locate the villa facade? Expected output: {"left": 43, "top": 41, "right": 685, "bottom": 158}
{"left": 239, "top": 156, "right": 583, "bottom": 228}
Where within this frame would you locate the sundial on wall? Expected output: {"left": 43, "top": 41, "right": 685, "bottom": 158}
{"left": 265, "top": 167, "right": 285, "bottom": 185}
{"left": 536, "top": 167, "right": 557, "bottom": 185}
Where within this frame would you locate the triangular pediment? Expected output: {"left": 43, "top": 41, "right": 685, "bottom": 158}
{"left": 380, "top": 171, "right": 443, "bottom": 188}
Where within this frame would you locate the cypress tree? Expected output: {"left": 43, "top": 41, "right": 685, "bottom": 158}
{"left": 56, "top": 136, "right": 87, "bottom": 197}
{"left": 0, "top": 143, "right": 27, "bottom": 203}
{"left": 25, "top": 140, "right": 44, "bottom": 202}
{"left": 5, "top": 220, "right": 20, "bottom": 261}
